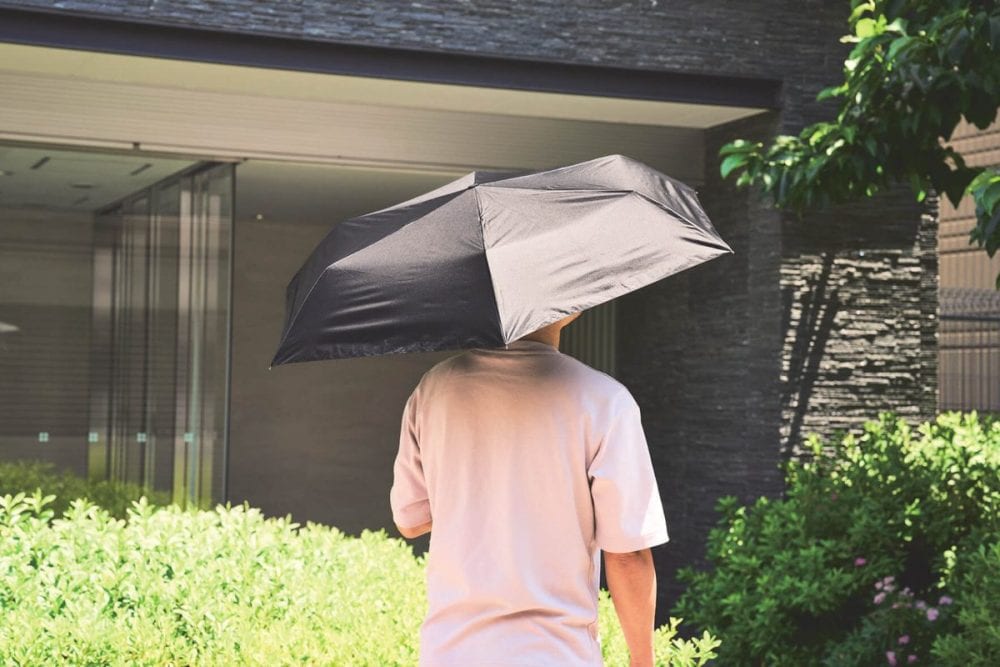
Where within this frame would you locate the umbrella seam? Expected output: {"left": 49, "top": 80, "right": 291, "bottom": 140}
{"left": 474, "top": 186, "right": 511, "bottom": 344}
{"left": 627, "top": 190, "right": 733, "bottom": 252}
{"left": 274, "top": 187, "right": 483, "bottom": 364}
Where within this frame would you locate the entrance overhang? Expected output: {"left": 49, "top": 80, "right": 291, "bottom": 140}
{"left": 0, "top": 5, "right": 781, "bottom": 183}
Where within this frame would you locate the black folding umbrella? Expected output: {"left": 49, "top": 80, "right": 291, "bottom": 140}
{"left": 270, "top": 154, "right": 732, "bottom": 366}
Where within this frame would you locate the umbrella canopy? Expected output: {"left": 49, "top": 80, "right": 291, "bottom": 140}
{"left": 270, "top": 154, "right": 732, "bottom": 366}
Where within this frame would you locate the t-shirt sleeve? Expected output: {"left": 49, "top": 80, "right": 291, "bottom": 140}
{"left": 588, "top": 388, "right": 669, "bottom": 553}
{"left": 389, "top": 387, "right": 432, "bottom": 529}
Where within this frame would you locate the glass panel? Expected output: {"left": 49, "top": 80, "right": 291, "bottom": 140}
{"left": 122, "top": 195, "right": 149, "bottom": 486}
{"left": 196, "top": 165, "right": 233, "bottom": 507}
{"left": 89, "top": 162, "right": 233, "bottom": 508}
{"left": 147, "top": 182, "right": 181, "bottom": 495}
{"left": 0, "top": 201, "right": 94, "bottom": 477}
{"left": 170, "top": 163, "right": 233, "bottom": 509}
{"left": 0, "top": 143, "right": 229, "bottom": 509}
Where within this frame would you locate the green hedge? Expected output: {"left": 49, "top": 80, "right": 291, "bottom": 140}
{"left": 674, "top": 411, "right": 1000, "bottom": 666}
{"left": 0, "top": 490, "right": 718, "bottom": 666}
{"left": 0, "top": 459, "right": 170, "bottom": 519}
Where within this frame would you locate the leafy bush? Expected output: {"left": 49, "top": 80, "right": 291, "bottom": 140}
{"left": 930, "top": 536, "right": 1000, "bottom": 665}
{"left": 0, "top": 490, "right": 718, "bottom": 666}
{"left": 674, "top": 411, "right": 1000, "bottom": 666}
{"left": 0, "top": 459, "right": 170, "bottom": 519}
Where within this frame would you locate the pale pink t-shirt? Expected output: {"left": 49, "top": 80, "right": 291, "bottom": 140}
{"left": 390, "top": 338, "right": 669, "bottom": 667}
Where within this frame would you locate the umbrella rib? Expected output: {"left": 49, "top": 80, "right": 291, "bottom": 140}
{"left": 627, "top": 190, "right": 732, "bottom": 251}
{"left": 474, "top": 186, "right": 510, "bottom": 344}
{"left": 273, "top": 263, "right": 333, "bottom": 364}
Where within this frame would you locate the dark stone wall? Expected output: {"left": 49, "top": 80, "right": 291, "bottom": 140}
{"left": 2, "top": 0, "right": 939, "bottom": 624}
{"left": 618, "top": 109, "right": 787, "bottom": 610}
{"left": 779, "top": 190, "right": 939, "bottom": 457}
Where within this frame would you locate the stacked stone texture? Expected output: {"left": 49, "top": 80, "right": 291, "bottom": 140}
{"left": 2, "top": 0, "right": 940, "bottom": 621}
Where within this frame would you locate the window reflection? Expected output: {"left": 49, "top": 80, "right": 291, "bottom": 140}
{"left": 0, "top": 144, "right": 231, "bottom": 509}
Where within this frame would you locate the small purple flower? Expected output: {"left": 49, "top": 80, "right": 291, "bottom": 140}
{"left": 886, "top": 650, "right": 898, "bottom": 666}
{"left": 883, "top": 575, "right": 896, "bottom": 585}
{"left": 855, "top": 557, "right": 867, "bottom": 567}
{"left": 938, "top": 595, "right": 953, "bottom": 606}
{"left": 876, "top": 580, "right": 884, "bottom": 590}
{"left": 915, "top": 600, "right": 927, "bottom": 610}
{"left": 898, "top": 635, "right": 910, "bottom": 645}
{"left": 874, "top": 592, "right": 887, "bottom": 605}
{"left": 907, "top": 655, "right": 918, "bottom": 664}
{"left": 926, "top": 607, "right": 939, "bottom": 621}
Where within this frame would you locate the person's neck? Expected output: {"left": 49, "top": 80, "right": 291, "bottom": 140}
{"left": 518, "top": 331, "right": 560, "bottom": 349}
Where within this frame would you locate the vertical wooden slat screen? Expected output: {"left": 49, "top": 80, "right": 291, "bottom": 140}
{"left": 560, "top": 299, "right": 617, "bottom": 378}
{"left": 938, "top": 117, "right": 1000, "bottom": 414}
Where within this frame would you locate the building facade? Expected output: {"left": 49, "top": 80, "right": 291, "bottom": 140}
{"left": 0, "top": 2, "right": 945, "bottom": 616}
{"left": 938, "top": 117, "right": 1000, "bottom": 413}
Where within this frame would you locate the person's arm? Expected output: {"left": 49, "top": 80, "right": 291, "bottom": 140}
{"left": 604, "top": 547, "right": 657, "bottom": 667}
{"left": 390, "top": 388, "right": 433, "bottom": 539}
{"left": 395, "top": 519, "right": 432, "bottom": 539}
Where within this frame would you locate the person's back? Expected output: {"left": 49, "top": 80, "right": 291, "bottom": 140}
{"left": 391, "top": 337, "right": 669, "bottom": 666}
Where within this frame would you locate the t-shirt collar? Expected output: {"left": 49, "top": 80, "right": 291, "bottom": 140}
{"left": 502, "top": 339, "right": 559, "bottom": 352}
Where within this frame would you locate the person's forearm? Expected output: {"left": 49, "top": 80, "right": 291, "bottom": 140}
{"left": 604, "top": 547, "right": 656, "bottom": 667}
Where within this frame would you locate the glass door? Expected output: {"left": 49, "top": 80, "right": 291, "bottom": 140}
{"left": 90, "top": 162, "right": 233, "bottom": 509}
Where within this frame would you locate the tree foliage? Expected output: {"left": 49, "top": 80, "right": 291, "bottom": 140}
{"left": 720, "top": 0, "right": 1000, "bottom": 287}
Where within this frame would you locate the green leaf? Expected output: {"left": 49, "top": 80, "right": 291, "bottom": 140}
{"left": 983, "top": 181, "right": 1000, "bottom": 213}
{"left": 968, "top": 170, "right": 999, "bottom": 193}
{"left": 720, "top": 154, "right": 749, "bottom": 180}
{"left": 816, "top": 85, "right": 845, "bottom": 101}
{"left": 864, "top": 136, "right": 878, "bottom": 157}
{"left": 982, "top": 207, "right": 1000, "bottom": 256}
{"left": 947, "top": 26, "right": 971, "bottom": 65}
{"left": 887, "top": 35, "right": 915, "bottom": 61}
{"left": 943, "top": 167, "right": 978, "bottom": 209}
{"left": 718, "top": 139, "right": 755, "bottom": 156}
{"left": 855, "top": 17, "right": 877, "bottom": 39}
{"left": 909, "top": 171, "right": 926, "bottom": 202}
{"left": 848, "top": 1, "right": 874, "bottom": 25}
{"left": 885, "top": 16, "right": 908, "bottom": 35}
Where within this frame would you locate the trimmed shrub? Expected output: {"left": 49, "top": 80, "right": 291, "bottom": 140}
{"left": 0, "top": 490, "right": 718, "bottom": 666}
{"left": 0, "top": 459, "right": 170, "bottom": 519}
{"left": 673, "top": 410, "right": 1000, "bottom": 666}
